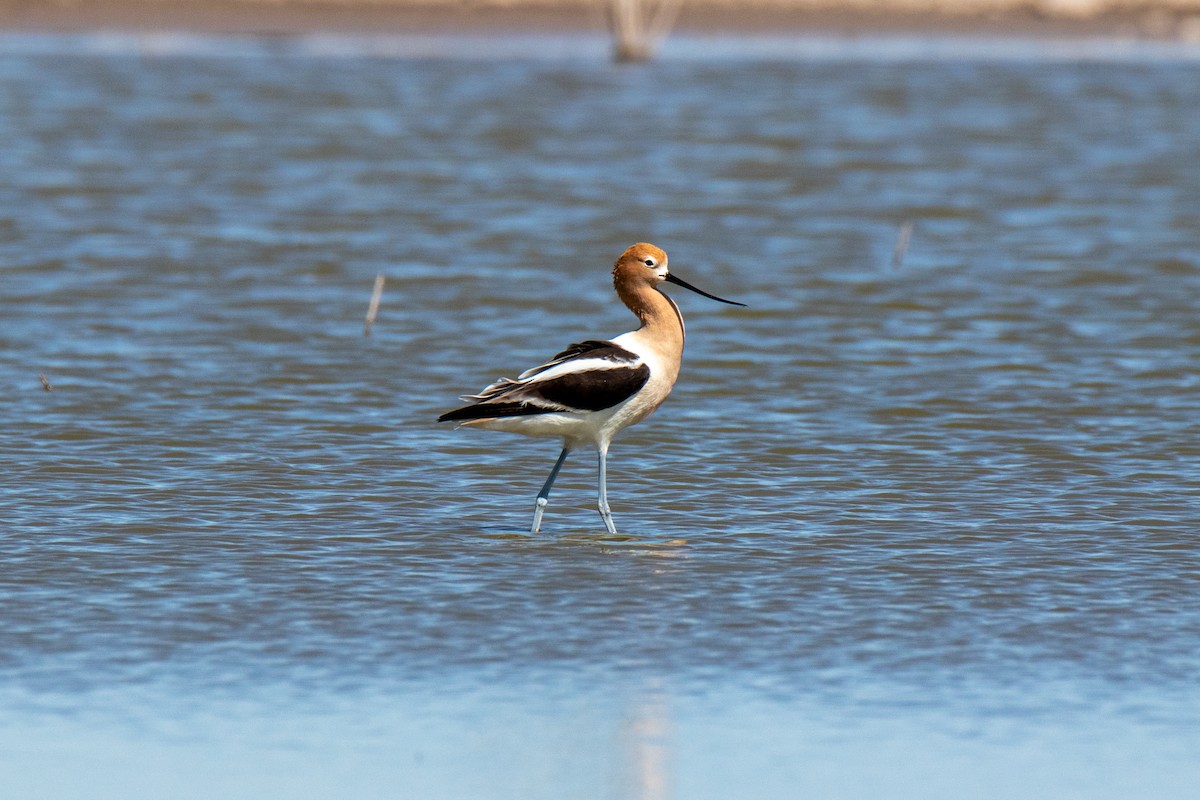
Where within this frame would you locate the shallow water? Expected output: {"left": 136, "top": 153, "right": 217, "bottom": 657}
{"left": 2, "top": 32, "right": 1200, "bottom": 798}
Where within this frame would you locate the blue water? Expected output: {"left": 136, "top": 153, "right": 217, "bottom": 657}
{"left": 2, "top": 31, "right": 1199, "bottom": 798}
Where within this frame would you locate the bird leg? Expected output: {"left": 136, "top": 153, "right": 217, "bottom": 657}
{"left": 531, "top": 446, "right": 571, "bottom": 533}
{"left": 597, "top": 446, "right": 618, "bottom": 536}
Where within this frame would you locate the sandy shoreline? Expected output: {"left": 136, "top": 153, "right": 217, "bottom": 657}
{"left": 2, "top": 0, "right": 1200, "bottom": 39}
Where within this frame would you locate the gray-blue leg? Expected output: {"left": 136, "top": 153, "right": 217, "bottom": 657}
{"left": 531, "top": 446, "right": 570, "bottom": 533}
{"left": 597, "top": 446, "right": 618, "bottom": 535}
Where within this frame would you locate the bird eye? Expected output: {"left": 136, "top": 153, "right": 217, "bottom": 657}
{"left": 643, "top": 258, "right": 656, "bottom": 267}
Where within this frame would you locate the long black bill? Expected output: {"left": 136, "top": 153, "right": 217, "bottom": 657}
{"left": 665, "top": 273, "right": 746, "bottom": 307}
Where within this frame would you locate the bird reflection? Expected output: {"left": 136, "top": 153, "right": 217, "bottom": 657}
{"left": 616, "top": 678, "right": 672, "bottom": 800}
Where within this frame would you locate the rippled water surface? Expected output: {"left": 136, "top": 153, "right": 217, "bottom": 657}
{"left": 3, "top": 32, "right": 1200, "bottom": 798}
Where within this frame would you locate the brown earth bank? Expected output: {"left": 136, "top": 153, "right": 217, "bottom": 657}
{"left": 2, "top": 0, "right": 1200, "bottom": 38}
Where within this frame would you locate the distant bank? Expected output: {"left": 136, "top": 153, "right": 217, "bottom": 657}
{"left": 2, "top": 0, "right": 1200, "bottom": 39}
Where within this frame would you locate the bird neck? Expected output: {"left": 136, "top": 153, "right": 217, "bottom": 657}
{"left": 618, "top": 282, "right": 686, "bottom": 355}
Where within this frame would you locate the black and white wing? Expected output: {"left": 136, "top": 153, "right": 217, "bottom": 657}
{"left": 437, "top": 340, "right": 650, "bottom": 423}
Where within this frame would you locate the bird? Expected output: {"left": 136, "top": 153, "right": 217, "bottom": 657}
{"left": 437, "top": 243, "right": 744, "bottom": 535}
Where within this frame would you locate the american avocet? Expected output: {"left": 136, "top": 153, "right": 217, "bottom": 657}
{"left": 438, "top": 243, "right": 744, "bottom": 535}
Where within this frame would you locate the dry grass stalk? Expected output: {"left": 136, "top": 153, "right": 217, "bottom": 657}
{"left": 891, "top": 220, "right": 914, "bottom": 269}
{"left": 364, "top": 273, "right": 386, "bottom": 336}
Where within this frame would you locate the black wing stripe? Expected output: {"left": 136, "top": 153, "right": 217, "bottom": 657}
{"left": 533, "top": 364, "right": 650, "bottom": 412}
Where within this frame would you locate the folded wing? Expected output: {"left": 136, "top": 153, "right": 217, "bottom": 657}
{"left": 438, "top": 340, "right": 651, "bottom": 422}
